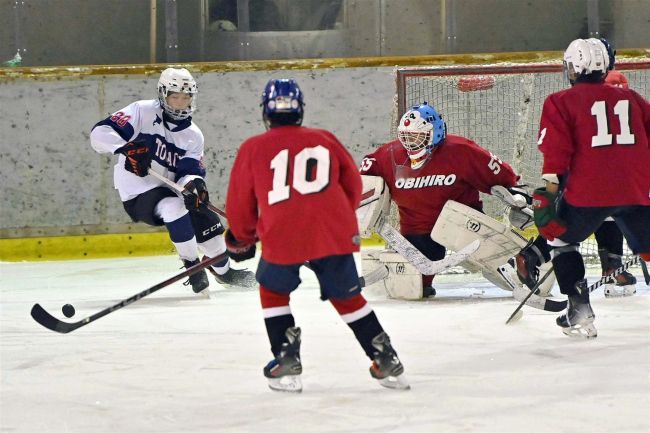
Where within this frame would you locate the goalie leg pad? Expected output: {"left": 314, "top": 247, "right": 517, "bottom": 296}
{"left": 378, "top": 251, "right": 424, "bottom": 300}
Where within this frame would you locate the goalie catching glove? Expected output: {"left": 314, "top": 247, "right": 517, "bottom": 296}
{"left": 119, "top": 140, "right": 152, "bottom": 177}
{"left": 532, "top": 187, "right": 567, "bottom": 241}
{"left": 225, "top": 229, "right": 256, "bottom": 262}
{"left": 183, "top": 178, "right": 210, "bottom": 212}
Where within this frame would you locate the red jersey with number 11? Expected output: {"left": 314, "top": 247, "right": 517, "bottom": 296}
{"left": 538, "top": 82, "right": 650, "bottom": 207}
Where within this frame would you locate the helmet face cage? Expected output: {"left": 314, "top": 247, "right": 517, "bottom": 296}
{"left": 563, "top": 39, "right": 609, "bottom": 84}
{"left": 398, "top": 103, "right": 446, "bottom": 163}
{"left": 157, "top": 68, "right": 197, "bottom": 120}
{"left": 261, "top": 79, "right": 304, "bottom": 127}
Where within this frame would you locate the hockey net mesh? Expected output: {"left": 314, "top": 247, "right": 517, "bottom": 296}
{"left": 390, "top": 59, "right": 650, "bottom": 263}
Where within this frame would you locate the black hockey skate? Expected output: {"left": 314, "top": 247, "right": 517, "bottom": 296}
{"left": 203, "top": 257, "right": 257, "bottom": 288}
{"left": 422, "top": 286, "right": 436, "bottom": 298}
{"left": 263, "top": 327, "right": 303, "bottom": 393}
{"left": 556, "top": 280, "right": 597, "bottom": 339}
{"left": 182, "top": 259, "right": 210, "bottom": 295}
{"left": 598, "top": 249, "right": 637, "bottom": 298}
{"left": 369, "top": 332, "right": 410, "bottom": 390}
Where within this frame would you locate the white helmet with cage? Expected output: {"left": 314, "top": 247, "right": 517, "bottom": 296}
{"left": 157, "top": 68, "right": 197, "bottom": 120}
{"left": 563, "top": 38, "right": 610, "bottom": 84}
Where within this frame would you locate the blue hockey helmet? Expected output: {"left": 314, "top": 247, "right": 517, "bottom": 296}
{"left": 397, "top": 102, "right": 446, "bottom": 168}
{"left": 261, "top": 79, "right": 304, "bottom": 128}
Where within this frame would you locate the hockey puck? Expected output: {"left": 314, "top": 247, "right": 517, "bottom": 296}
{"left": 62, "top": 304, "right": 75, "bottom": 318}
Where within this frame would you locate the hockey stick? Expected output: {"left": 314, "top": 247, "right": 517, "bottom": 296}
{"left": 376, "top": 217, "right": 480, "bottom": 275}
{"left": 505, "top": 266, "right": 556, "bottom": 324}
{"left": 148, "top": 170, "right": 227, "bottom": 218}
{"left": 498, "top": 264, "right": 567, "bottom": 312}
{"left": 30, "top": 252, "right": 228, "bottom": 334}
{"left": 588, "top": 255, "right": 642, "bottom": 293}
{"left": 152, "top": 170, "right": 391, "bottom": 288}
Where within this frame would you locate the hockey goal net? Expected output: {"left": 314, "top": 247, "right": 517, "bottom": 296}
{"left": 390, "top": 58, "right": 650, "bottom": 263}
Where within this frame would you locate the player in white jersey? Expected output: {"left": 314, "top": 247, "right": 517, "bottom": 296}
{"left": 90, "top": 68, "right": 255, "bottom": 294}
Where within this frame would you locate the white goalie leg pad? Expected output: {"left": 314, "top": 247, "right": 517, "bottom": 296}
{"left": 431, "top": 200, "right": 529, "bottom": 292}
{"left": 357, "top": 175, "right": 391, "bottom": 238}
{"left": 377, "top": 250, "right": 423, "bottom": 300}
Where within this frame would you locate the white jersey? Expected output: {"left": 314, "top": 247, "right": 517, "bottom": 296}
{"left": 90, "top": 99, "right": 205, "bottom": 201}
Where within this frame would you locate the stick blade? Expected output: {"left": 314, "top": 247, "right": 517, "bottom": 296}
{"left": 30, "top": 304, "right": 77, "bottom": 334}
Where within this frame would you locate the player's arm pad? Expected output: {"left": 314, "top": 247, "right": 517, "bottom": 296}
{"left": 357, "top": 175, "right": 391, "bottom": 238}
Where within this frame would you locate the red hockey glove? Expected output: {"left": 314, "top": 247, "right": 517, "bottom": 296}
{"left": 183, "top": 178, "right": 210, "bottom": 212}
{"left": 532, "top": 187, "right": 567, "bottom": 241}
{"left": 119, "top": 141, "right": 152, "bottom": 177}
{"left": 224, "top": 229, "right": 256, "bottom": 262}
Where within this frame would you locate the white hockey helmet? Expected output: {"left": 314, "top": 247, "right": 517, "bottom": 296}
{"left": 563, "top": 38, "right": 609, "bottom": 84}
{"left": 157, "top": 68, "right": 197, "bottom": 120}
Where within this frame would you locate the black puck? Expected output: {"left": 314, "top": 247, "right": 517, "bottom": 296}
{"left": 62, "top": 304, "right": 75, "bottom": 318}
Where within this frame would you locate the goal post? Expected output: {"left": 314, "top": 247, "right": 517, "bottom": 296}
{"left": 390, "top": 57, "right": 650, "bottom": 262}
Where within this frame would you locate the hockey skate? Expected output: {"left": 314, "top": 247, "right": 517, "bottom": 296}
{"left": 556, "top": 280, "right": 597, "bottom": 339}
{"left": 263, "top": 327, "right": 303, "bottom": 393}
{"left": 182, "top": 259, "right": 210, "bottom": 297}
{"left": 203, "top": 257, "right": 257, "bottom": 289}
{"left": 422, "top": 286, "right": 436, "bottom": 298}
{"left": 598, "top": 249, "right": 637, "bottom": 298}
{"left": 369, "top": 332, "right": 410, "bottom": 390}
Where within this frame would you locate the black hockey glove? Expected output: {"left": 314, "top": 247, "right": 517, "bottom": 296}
{"left": 120, "top": 141, "right": 152, "bottom": 177}
{"left": 224, "top": 229, "right": 256, "bottom": 262}
{"left": 184, "top": 178, "right": 210, "bottom": 212}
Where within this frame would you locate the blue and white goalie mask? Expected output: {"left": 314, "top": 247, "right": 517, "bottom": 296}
{"left": 398, "top": 103, "right": 446, "bottom": 169}
{"left": 157, "top": 68, "right": 197, "bottom": 121}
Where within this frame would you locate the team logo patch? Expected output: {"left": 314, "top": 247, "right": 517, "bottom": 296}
{"left": 466, "top": 219, "right": 481, "bottom": 233}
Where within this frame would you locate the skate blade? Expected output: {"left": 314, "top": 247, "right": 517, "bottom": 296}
{"left": 267, "top": 375, "right": 302, "bottom": 393}
{"left": 561, "top": 323, "right": 598, "bottom": 339}
{"left": 378, "top": 373, "right": 411, "bottom": 390}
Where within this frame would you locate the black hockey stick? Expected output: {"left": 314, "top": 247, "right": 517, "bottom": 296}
{"left": 498, "top": 264, "right": 567, "bottom": 312}
{"left": 505, "top": 266, "right": 556, "bottom": 324}
{"left": 30, "top": 252, "right": 228, "bottom": 334}
{"left": 148, "top": 170, "right": 227, "bottom": 219}
{"left": 641, "top": 259, "right": 650, "bottom": 285}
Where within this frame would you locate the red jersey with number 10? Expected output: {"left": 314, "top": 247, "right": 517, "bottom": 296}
{"left": 538, "top": 82, "right": 650, "bottom": 207}
{"left": 226, "top": 125, "right": 362, "bottom": 265}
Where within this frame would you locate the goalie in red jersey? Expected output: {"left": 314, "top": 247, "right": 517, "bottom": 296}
{"left": 359, "top": 102, "right": 520, "bottom": 297}
{"left": 533, "top": 38, "right": 650, "bottom": 339}
{"left": 224, "top": 78, "right": 408, "bottom": 393}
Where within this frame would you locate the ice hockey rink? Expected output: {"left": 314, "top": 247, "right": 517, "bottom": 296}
{"left": 1, "top": 254, "right": 649, "bottom": 433}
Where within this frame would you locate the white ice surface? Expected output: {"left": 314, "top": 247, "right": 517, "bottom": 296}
{"left": 1, "top": 254, "right": 649, "bottom": 433}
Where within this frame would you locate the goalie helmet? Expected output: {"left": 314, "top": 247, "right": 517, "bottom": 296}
{"left": 397, "top": 102, "right": 446, "bottom": 169}
{"left": 157, "top": 68, "right": 197, "bottom": 121}
{"left": 563, "top": 39, "right": 609, "bottom": 85}
{"left": 261, "top": 78, "right": 304, "bottom": 129}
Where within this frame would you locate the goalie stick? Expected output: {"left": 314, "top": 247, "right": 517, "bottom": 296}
{"left": 376, "top": 216, "right": 480, "bottom": 275}
{"left": 30, "top": 253, "right": 228, "bottom": 334}
{"left": 152, "top": 170, "right": 391, "bottom": 288}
